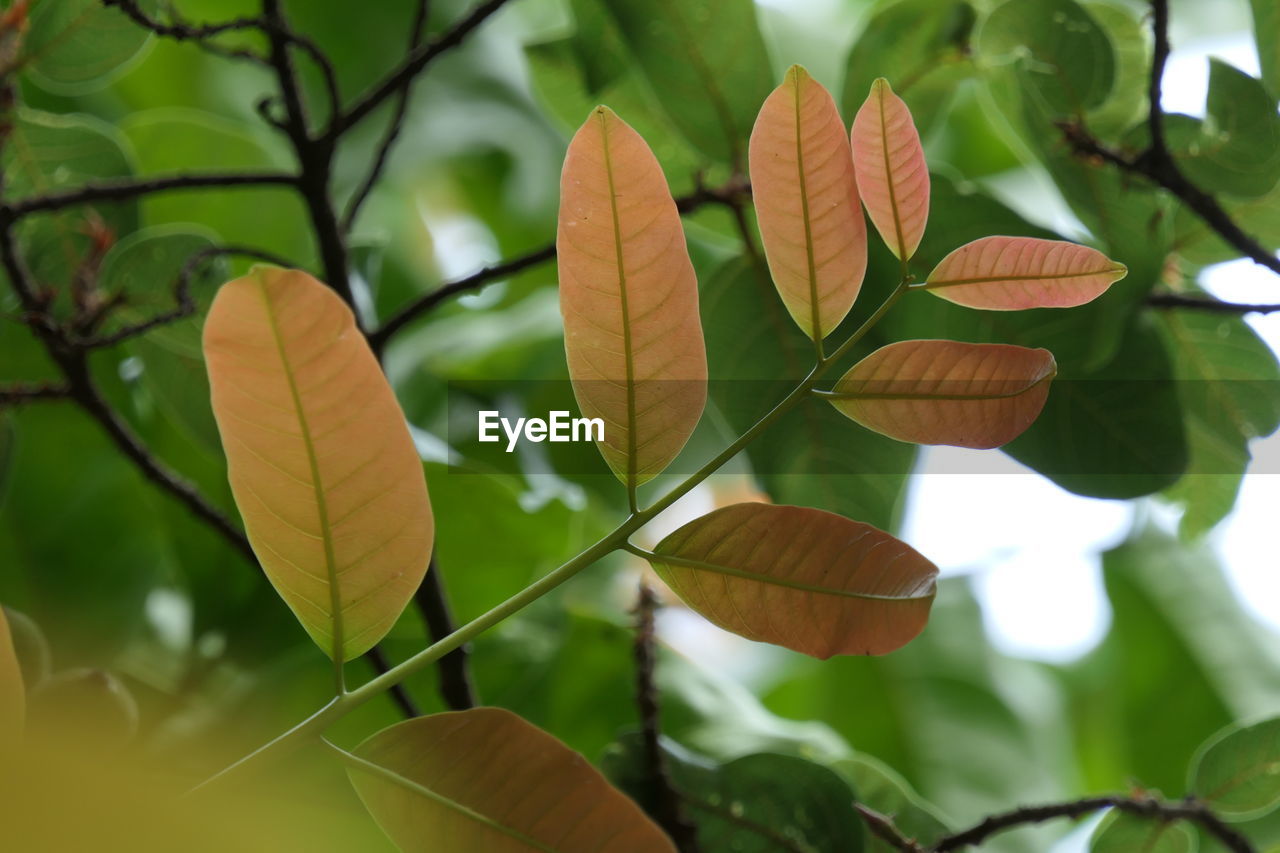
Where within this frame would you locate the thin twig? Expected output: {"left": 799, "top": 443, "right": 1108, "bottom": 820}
{"left": 854, "top": 805, "right": 925, "bottom": 853}
{"left": 932, "top": 796, "right": 1254, "bottom": 853}
{"left": 413, "top": 557, "right": 478, "bottom": 710}
{"left": 341, "top": 0, "right": 432, "bottom": 232}
{"left": 633, "top": 582, "right": 700, "bottom": 852}
{"left": 5, "top": 172, "right": 298, "bottom": 218}
{"left": 0, "top": 381, "right": 72, "bottom": 406}
{"left": 364, "top": 646, "right": 420, "bottom": 717}
{"left": 1145, "top": 293, "right": 1280, "bottom": 314}
{"left": 101, "top": 0, "right": 269, "bottom": 64}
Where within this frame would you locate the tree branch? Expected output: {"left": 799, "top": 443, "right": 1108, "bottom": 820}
{"left": 854, "top": 805, "right": 924, "bottom": 853}
{"left": 5, "top": 172, "right": 298, "bottom": 218}
{"left": 0, "top": 380, "right": 72, "bottom": 405}
{"left": 101, "top": 0, "right": 270, "bottom": 64}
{"left": 932, "top": 795, "right": 1254, "bottom": 853}
{"left": 413, "top": 557, "right": 477, "bottom": 710}
{"left": 1145, "top": 293, "right": 1280, "bottom": 314}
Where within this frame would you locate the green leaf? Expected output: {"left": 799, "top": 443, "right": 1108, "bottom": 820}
{"left": 602, "top": 733, "right": 868, "bottom": 853}
{"left": 702, "top": 256, "right": 915, "bottom": 532}
{"left": 2, "top": 108, "right": 138, "bottom": 300}
{"left": 1091, "top": 811, "right": 1197, "bottom": 853}
{"left": 99, "top": 227, "right": 229, "bottom": 452}
{"left": 1158, "top": 308, "right": 1280, "bottom": 538}
{"left": 1191, "top": 717, "right": 1280, "bottom": 820}
{"left": 978, "top": 0, "right": 1116, "bottom": 114}
{"left": 841, "top": 0, "right": 976, "bottom": 131}
{"left": 23, "top": 0, "right": 156, "bottom": 94}
{"left": 1250, "top": 0, "right": 1280, "bottom": 99}
{"left": 834, "top": 754, "right": 950, "bottom": 852}
{"left": 1172, "top": 182, "right": 1280, "bottom": 266}
{"left": 597, "top": 0, "right": 774, "bottom": 163}
{"left": 1081, "top": 0, "right": 1151, "bottom": 138}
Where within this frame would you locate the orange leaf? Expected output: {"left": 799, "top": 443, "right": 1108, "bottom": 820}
{"left": 924, "top": 236, "right": 1128, "bottom": 309}
{"left": 558, "top": 106, "right": 707, "bottom": 487}
{"left": 348, "top": 708, "right": 676, "bottom": 852}
{"left": 826, "top": 339, "right": 1056, "bottom": 448}
{"left": 748, "top": 65, "right": 867, "bottom": 340}
{"left": 203, "top": 267, "right": 433, "bottom": 662}
{"left": 648, "top": 503, "right": 937, "bottom": 658}
{"left": 850, "top": 78, "right": 929, "bottom": 261}
{"left": 0, "top": 607, "right": 22, "bottom": 752}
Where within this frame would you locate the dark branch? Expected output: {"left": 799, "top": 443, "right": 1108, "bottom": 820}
{"left": 854, "top": 805, "right": 924, "bottom": 853}
{"left": 364, "top": 646, "right": 421, "bottom": 717}
{"left": 341, "top": 0, "right": 432, "bottom": 232}
{"left": 413, "top": 557, "right": 478, "bottom": 710}
{"left": 0, "top": 381, "right": 72, "bottom": 406}
{"left": 333, "top": 0, "right": 514, "bottom": 135}
{"left": 932, "top": 796, "right": 1254, "bottom": 853}
{"left": 1146, "top": 293, "right": 1280, "bottom": 314}
{"left": 633, "top": 582, "right": 700, "bottom": 852}
{"left": 101, "top": 0, "right": 270, "bottom": 64}
{"left": 6, "top": 172, "right": 297, "bottom": 218}
{"left": 367, "top": 175, "right": 751, "bottom": 351}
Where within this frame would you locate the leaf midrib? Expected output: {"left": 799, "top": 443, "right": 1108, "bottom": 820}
{"left": 926, "top": 267, "right": 1121, "bottom": 288}
{"left": 652, "top": 551, "right": 935, "bottom": 602}
{"left": 257, "top": 277, "right": 345, "bottom": 662}
{"left": 791, "top": 70, "right": 823, "bottom": 343}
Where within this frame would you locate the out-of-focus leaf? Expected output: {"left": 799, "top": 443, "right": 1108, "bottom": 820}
{"left": 1082, "top": 1, "right": 1151, "bottom": 138}
{"left": 0, "top": 605, "right": 23, "bottom": 751}
{"left": 702, "top": 257, "right": 915, "bottom": 532}
{"left": 1163, "top": 61, "right": 1280, "bottom": 199}
{"left": 1091, "top": 811, "right": 1197, "bottom": 853}
{"left": 978, "top": 0, "right": 1115, "bottom": 114}
{"left": 23, "top": 0, "right": 155, "bottom": 94}
{"left": 25, "top": 668, "right": 138, "bottom": 749}
{"left": 851, "top": 78, "right": 930, "bottom": 261}
{"left": 1191, "top": 717, "right": 1280, "bottom": 820}
{"left": 0, "top": 606, "right": 50, "bottom": 690}
{"left": 828, "top": 340, "right": 1056, "bottom": 449}
{"left": 2, "top": 109, "right": 137, "bottom": 297}
{"left": 1159, "top": 308, "right": 1280, "bottom": 538}
{"left": 924, "top": 236, "right": 1126, "bottom": 310}
{"left": 597, "top": 0, "right": 773, "bottom": 163}
{"left": 100, "top": 227, "right": 228, "bottom": 452}
{"left": 348, "top": 708, "right": 675, "bottom": 852}
{"left": 204, "top": 267, "right": 434, "bottom": 661}
{"left": 602, "top": 733, "right": 867, "bottom": 853}
{"left": 1252, "top": 0, "right": 1280, "bottom": 98}
{"left": 835, "top": 754, "right": 950, "bottom": 852}
{"left": 557, "top": 107, "right": 707, "bottom": 487}
{"left": 648, "top": 502, "right": 938, "bottom": 658}
{"left": 566, "top": 0, "right": 628, "bottom": 95}
{"left": 749, "top": 65, "right": 866, "bottom": 340}
{"left": 841, "top": 0, "right": 976, "bottom": 130}
{"left": 1172, "top": 184, "right": 1280, "bottom": 266}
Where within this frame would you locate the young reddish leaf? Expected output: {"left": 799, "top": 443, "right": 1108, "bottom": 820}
{"left": 923, "top": 236, "right": 1128, "bottom": 309}
{"left": 558, "top": 106, "right": 708, "bottom": 487}
{"left": 826, "top": 339, "right": 1056, "bottom": 448}
{"left": 0, "top": 607, "right": 23, "bottom": 751}
{"left": 748, "top": 65, "right": 867, "bottom": 340}
{"left": 348, "top": 708, "right": 676, "bottom": 852}
{"left": 203, "top": 267, "right": 433, "bottom": 662}
{"left": 850, "top": 78, "right": 929, "bottom": 261}
{"left": 647, "top": 503, "right": 938, "bottom": 658}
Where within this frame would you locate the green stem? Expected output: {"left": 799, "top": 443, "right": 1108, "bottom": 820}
{"left": 196, "top": 278, "right": 912, "bottom": 791}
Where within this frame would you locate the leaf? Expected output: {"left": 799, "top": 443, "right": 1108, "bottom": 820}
{"left": 0, "top": 605, "right": 23, "bottom": 752}
{"left": 978, "top": 0, "right": 1116, "bottom": 115}
{"left": 835, "top": 754, "right": 950, "bottom": 852}
{"left": 850, "top": 78, "right": 930, "bottom": 262}
{"left": 23, "top": 0, "right": 155, "bottom": 94}
{"left": 1252, "top": 0, "right": 1280, "bottom": 99}
{"left": 0, "top": 606, "right": 50, "bottom": 689}
{"left": 203, "top": 266, "right": 434, "bottom": 661}
{"left": 602, "top": 733, "right": 868, "bottom": 853}
{"left": 923, "top": 236, "right": 1126, "bottom": 309}
{"left": 749, "top": 65, "right": 867, "bottom": 340}
{"left": 598, "top": 0, "right": 774, "bottom": 163}
{"left": 557, "top": 107, "right": 707, "bottom": 487}
{"left": 647, "top": 502, "right": 938, "bottom": 658}
{"left": 1191, "top": 717, "right": 1280, "bottom": 820}
{"left": 827, "top": 339, "right": 1056, "bottom": 448}
{"left": 840, "top": 0, "right": 977, "bottom": 133}
{"left": 703, "top": 257, "right": 916, "bottom": 532}
{"left": 1091, "top": 811, "right": 1197, "bottom": 853}
{"left": 1082, "top": 0, "right": 1152, "bottom": 138}
{"left": 347, "top": 708, "right": 676, "bottom": 853}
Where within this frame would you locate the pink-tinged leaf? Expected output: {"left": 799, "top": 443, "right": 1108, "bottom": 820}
{"left": 348, "top": 708, "right": 676, "bottom": 852}
{"left": 0, "top": 606, "right": 22, "bottom": 752}
{"left": 924, "top": 236, "right": 1128, "bottom": 309}
{"left": 648, "top": 503, "right": 938, "bottom": 658}
{"left": 204, "top": 267, "right": 434, "bottom": 662}
{"left": 749, "top": 65, "right": 867, "bottom": 339}
{"left": 827, "top": 340, "right": 1057, "bottom": 448}
{"left": 850, "top": 78, "right": 929, "bottom": 261}
{"left": 558, "top": 106, "right": 708, "bottom": 486}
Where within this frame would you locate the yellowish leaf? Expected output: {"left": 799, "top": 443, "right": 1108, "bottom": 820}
{"left": 0, "top": 606, "right": 23, "bottom": 752}
{"left": 850, "top": 78, "right": 930, "bottom": 261}
{"left": 558, "top": 106, "right": 708, "bottom": 487}
{"left": 924, "top": 236, "right": 1128, "bottom": 309}
{"left": 204, "top": 267, "right": 433, "bottom": 661}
